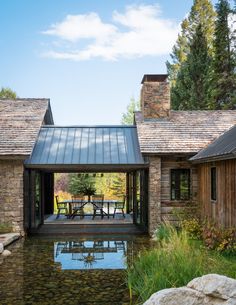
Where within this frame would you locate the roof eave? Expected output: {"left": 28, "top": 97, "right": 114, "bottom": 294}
{"left": 24, "top": 163, "right": 149, "bottom": 172}
{"left": 0, "top": 154, "right": 29, "bottom": 160}
{"left": 190, "top": 153, "right": 236, "bottom": 164}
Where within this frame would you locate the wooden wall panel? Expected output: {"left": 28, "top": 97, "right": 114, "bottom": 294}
{"left": 160, "top": 156, "right": 198, "bottom": 224}
{"left": 198, "top": 160, "right": 236, "bottom": 228}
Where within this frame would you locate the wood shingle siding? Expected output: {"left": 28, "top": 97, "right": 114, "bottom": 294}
{"left": 198, "top": 160, "right": 236, "bottom": 228}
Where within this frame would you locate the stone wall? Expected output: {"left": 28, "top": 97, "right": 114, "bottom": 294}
{"left": 148, "top": 156, "right": 198, "bottom": 235}
{"left": 0, "top": 160, "right": 24, "bottom": 234}
{"left": 141, "top": 81, "right": 170, "bottom": 119}
{"left": 143, "top": 274, "right": 236, "bottom": 305}
{"left": 148, "top": 157, "right": 161, "bottom": 234}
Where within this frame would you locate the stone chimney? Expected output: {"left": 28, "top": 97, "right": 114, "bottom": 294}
{"left": 141, "top": 74, "right": 170, "bottom": 119}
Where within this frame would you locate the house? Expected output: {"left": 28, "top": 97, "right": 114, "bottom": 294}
{"left": 190, "top": 124, "right": 236, "bottom": 228}
{"left": 1, "top": 75, "right": 236, "bottom": 236}
{"left": 0, "top": 99, "right": 53, "bottom": 233}
{"left": 135, "top": 75, "right": 236, "bottom": 233}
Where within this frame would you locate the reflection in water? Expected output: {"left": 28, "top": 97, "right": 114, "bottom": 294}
{"left": 54, "top": 240, "right": 127, "bottom": 269}
{"left": 0, "top": 236, "right": 150, "bottom": 305}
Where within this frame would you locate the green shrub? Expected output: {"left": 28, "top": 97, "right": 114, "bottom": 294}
{"left": 127, "top": 224, "right": 236, "bottom": 304}
{"left": 153, "top": 223, "right": 173, "bottom": 243}
{"left": 182, "top": 218, "right": 202, "bottom": 239}
{"left": 0, "top": 222, "right": 12, "bottom": 233}
{"left": 201, "top": 222, "right": 236, "bottom": 254}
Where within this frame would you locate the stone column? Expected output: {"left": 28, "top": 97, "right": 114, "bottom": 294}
{"left": 0, "top": 160, "right": 24, "bottom": 234}
{"left": 141, "top": 74, "right": 170, "bottom": 119}
{"left": 148, "top": 157, "right": 162, "bottom": 235}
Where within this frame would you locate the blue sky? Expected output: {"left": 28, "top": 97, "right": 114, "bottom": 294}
{"left": 0, "top": 0, "right": 219, "bottom": 125}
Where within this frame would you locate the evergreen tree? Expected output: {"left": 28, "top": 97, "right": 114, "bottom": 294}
{"left": 210, "top": 0, "right": 236, "bottom": 109}
{"left": 68, "top": 174, "right": 96, "bottom": 196}
{"left": 167, "top": 0, "right": 216, "bottom": 85}
{"left": 121, "top": 97, "right": 140, "bottom": 125}
{"left": 110, "top": 173, "right": 126, "bottom": 197}
{"left": 172, "top": 25, "right": 211, "bottom": 110}
{"left": 166, "top": 19, "right": 189, "bottom": 84}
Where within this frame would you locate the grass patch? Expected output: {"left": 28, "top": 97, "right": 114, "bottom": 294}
{"left": 127, "top": 224, "right": 236, "bottom": 304}
{"left": 0, "top": 222, "right": 13, "bottom": 234}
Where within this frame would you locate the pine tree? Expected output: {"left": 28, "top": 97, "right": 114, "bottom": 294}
{"left": 166, "top": 19, "right": 189, "bottom": 84}
{"left": 167, "top": 0, "right": 216, "bottom": 85}
{"left": 210, "top": 0, "right": 236, "bottom": 109}
{"left": 172, "top": 25, "right": 211, "bottom": 110}
{"left": 68, "top": 174, "right": 96, "bottom": 196}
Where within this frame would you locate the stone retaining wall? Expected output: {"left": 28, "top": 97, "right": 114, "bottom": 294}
{"left": 0, "top": 160, "right": 24, "bottom": 234}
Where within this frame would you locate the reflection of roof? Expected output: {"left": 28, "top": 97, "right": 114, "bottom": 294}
{"left": 190, "top": 124, "right": 236, "bottom": 162}
{"left": 135, "top": 110, "right": 236, "bottom": 154}
{"left": 25, "top": 125, "right": 146, "bottom": 169}
{"left": 0, "top": 99, "right": 53, "bottom": 156}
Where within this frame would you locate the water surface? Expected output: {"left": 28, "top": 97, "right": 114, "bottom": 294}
{"left": 0, "top": 235, "right": 150, "bottom": 305}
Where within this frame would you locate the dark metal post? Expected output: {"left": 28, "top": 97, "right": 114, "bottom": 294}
{"left": 126, "top": 172, "right": 130, "bottom": 213}
{"left": 133, "top": 171, "right": 137, "bottom": 224}
{"left": 30, "top": 170, "right": 36, "bottom": 229}
{"left": 23, "top": 169, "right": 30, "bottom": 231}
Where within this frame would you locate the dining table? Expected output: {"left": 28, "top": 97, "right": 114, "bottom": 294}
{"left": 60, "top": 199, "right": 124, "bottom": 219}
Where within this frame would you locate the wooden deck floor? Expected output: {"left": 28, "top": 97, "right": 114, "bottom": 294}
{"left": 31, "top": 214, "right": 145, "bottom": 235}
{"left": 44, "top": 214, "right": 133, "bottom": 225}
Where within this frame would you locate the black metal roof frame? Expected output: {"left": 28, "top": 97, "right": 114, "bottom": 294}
{"left": 25, "top": 125, "right": 148, "bottom": 171}
{"left": 190, "top": 124, "right": 236, "bottom": 163}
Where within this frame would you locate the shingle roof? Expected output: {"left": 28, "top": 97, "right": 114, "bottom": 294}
{"left": 0, "top": 99, "right": 52, "bottom": 156}
{"left": 190, "top": 124, "right": 236, "bottom": 162}
{"left": 136, "top": 110, "right": 236, "bottom": 154}
{"left": 25, "top": 126, "right": 146, "bottom": 169}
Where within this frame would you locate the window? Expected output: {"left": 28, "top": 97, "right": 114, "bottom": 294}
{"left": 171, "top": 169, "right": 190, "bottom": 200}
{"left": 211, "top": 167, "right": 217, "bottom": 201}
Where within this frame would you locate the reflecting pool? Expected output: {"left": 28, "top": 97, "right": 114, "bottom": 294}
{"left": 0, "top": 235, "right": 151, "bottom": 305}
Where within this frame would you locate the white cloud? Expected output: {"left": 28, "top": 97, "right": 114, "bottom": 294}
{"left": 43, "top": 13, "right": 117, "bottom": 43}
{"left": 42, "top": 4, "right": 179, "bottom": 61}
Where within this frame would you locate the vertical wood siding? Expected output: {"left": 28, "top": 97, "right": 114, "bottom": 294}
{"left": 198, "top": 160, "right": 236, "bottom": 228}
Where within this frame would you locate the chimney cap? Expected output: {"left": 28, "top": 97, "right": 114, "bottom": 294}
{"left": 141, "top": 74, "right": 168, "bottom": 84}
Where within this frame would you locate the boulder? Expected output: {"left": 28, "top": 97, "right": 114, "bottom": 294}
{"left": 2, "top": 249, "right": 11, "bottom": 257}
{"left": 143, "top": 275, "right": 236, "bottom": 305}
{"left": 143, "top": 287, "right": 206, "bottom": 305}
{"left": 188, "top": 274, "right": 236, "bottom": 300}
{"left": 0, "top": 243, "right": 3, "bottom": 254}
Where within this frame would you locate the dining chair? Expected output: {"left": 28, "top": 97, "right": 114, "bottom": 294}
{"left": 55, "top": 195, "right": 69, "bottom": 219}
{"left": 92, "top": 194, "right": 104, "bottom": 219}
{"left": 71, "top": 194, "right": 85, "bottom": 219}
{"left": 113, "top": 195, "right": 126, "bottom": 218}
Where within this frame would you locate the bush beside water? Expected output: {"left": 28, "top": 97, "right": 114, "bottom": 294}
{"left": 0, "top": 222, "right": 12, "bottom": 233}
{"left": 127, "top": 223, "right": 236, "bottom": 304}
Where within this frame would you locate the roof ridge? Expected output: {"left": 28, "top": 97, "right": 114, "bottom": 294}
{"left": 0, "top": 98, "right": 50, "bottom": 102}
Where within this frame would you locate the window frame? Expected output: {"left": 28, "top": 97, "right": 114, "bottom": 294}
{"left": 170, "top": 168, "right": 191, "bottom": 201}
{"left": 210, "top": 167, "right": 217, "bottom": 202}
